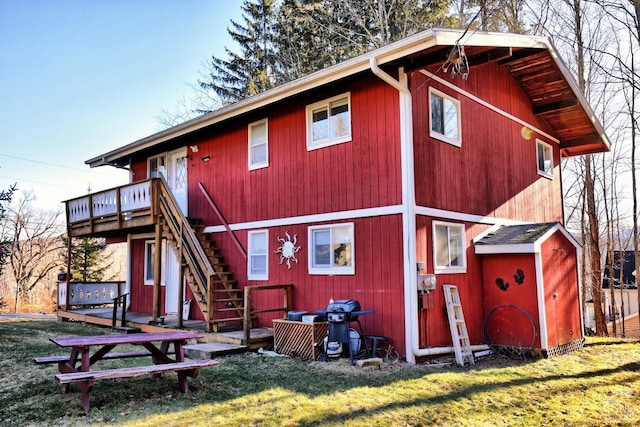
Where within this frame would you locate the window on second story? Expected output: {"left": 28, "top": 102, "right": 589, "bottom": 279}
{"left": 248, "top": 230, "right": 268, "bottom": 280}
{"left": 148, "top": 155, "right": 167, "bottom": 179}
{"left": 306, "top": 92, "right": 352, "bottom": 150}
{"left": 308, "top": 223, "right": 354, "bottom": 275}
{"left": 429, "top": 87, "right": 461, "bottom": 147}
{"left": 249, "top": 119, "right": 268, "bottom": 170}
{"left": 433, "top": 221, "right": 466, "bottom": 274}
{"left": 536, "top": 139, "right": 554, "bottom": 179}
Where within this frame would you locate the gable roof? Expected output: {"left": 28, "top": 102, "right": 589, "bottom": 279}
{"left": 87, "top": 28, "right": 610, "bottom": 169}
{"left": 474, "top": 222, "right": 581, "bottom": 255}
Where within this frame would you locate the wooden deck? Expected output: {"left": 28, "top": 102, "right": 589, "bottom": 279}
{"left": 56, "top": 307, "right": 275, "bottom": 349}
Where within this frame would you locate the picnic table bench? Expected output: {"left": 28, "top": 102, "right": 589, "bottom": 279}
{"left": 37, "top": 330, "right": 218, "bottom": 413}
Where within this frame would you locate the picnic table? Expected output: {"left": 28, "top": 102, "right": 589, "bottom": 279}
{"left": 38, "top": 331, "right": 218, "bottom": 412}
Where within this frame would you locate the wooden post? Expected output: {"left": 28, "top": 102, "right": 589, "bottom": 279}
{"left": 178, "top": 261, "right": 185, "bottom": 329}
{"left": 243, "top": 287, "right": 252, "bottom": 346}
{"left": 152, "top": 221, "right": 162, "bottom": 323}
{"left": 64, "top": 235, "right": 72, "bottom": 310}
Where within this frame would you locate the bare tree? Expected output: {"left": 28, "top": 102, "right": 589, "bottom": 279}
{"left": 4, "top": 193, "right": 65, "bottom": 312}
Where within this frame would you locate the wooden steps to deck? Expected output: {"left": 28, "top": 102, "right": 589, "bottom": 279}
{"left": 162, "top": 218, "right": 255, "bottom": 333}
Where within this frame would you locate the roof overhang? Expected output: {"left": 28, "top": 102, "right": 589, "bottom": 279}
{"left": 474, "top": 222, "right": 581, "bottom": 255}
{"left": 87, "top": 28, "right": 609, "bottom": 168}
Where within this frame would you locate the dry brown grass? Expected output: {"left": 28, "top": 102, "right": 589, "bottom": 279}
{"left": 1, "top": 318, "right": 639, "bottom": 426}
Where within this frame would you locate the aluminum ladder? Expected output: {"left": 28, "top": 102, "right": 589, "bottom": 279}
{"left": 443, "top": 284, "right": 475, "bottom": 366}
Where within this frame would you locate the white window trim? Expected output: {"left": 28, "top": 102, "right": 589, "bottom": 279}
{"left": 536, "top": 139, "right": 554, "bottom": 179}
{"left": 247, "top": 230, "right": 269, "bottom": 281}
{"left": 306, "top": 92, "right": 352, "bottom": 151}
{"left": 433, "top": 221, "right": 467, "bottom": 274}
{"left": 144, "top": 240, "right": 166, "bottom": 286}
{"left": 147, "top": 154, "right": 167, "bottom": 179}
{"left": 308, "top": 222, "right": 355, "bottom": 275}
{"left": 248, "top": 118, "right": 269, "bottom": 171}
{"left": 429, "top": 87, "right": 462, "bottom": 148}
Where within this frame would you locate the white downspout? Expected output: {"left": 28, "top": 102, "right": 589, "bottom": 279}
{"left": 369, "top": 57, "right": 418, "bottom": 363}
{"left": 369, "top": 57, "right": 489, "bottom": 362}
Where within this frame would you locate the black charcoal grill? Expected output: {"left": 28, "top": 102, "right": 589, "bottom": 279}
{"left": 317, "top": 299, "right": 373, "bottom": 364}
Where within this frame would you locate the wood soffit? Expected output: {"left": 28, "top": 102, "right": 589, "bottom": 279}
{"left": 403, "top": 45, "right": 609, "bottom": 157}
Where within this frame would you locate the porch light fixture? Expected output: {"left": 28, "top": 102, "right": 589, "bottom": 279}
{"left": 201, "top": 155, "right": 210, "bottom": 162}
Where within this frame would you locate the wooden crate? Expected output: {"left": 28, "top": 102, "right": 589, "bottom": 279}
{"left": 273, "top": 319, "right": 329, "bottom": 361}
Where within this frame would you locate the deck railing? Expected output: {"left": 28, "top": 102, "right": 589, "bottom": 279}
{"left": 243, "top": 284, "right": 293, "bottom": 345}
{"left": 65, "top": 180, "right": 156, "bottom": 236}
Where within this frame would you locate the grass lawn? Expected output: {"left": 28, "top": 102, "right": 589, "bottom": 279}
{"left": 1, "top": 317, "right": 639, "bottom": 426}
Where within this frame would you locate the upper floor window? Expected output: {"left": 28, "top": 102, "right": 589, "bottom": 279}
{"left": 536, "top": 139, "right": 554, "bottom": 179}
{"left": 429, "top": 87, "right": 461, "bottom": 147}
{"left": 249, "top": 119, "right": 269, "bottom": 170}
{"left": 247, "top": 230, "right": 268, "bottom": 280}
{"left": 308, "top": 223, "right": 354, "bottom": 275}
{"left": 433, "top": 221, "right": 466, "bottom": 274}
{"left": 306, "top": 92, "right": 352, "bottom": 150}
{"left": 148, "top": 155, "right": 167, "bottom": 179}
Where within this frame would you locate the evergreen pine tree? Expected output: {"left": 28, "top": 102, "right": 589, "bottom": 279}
{"left": 63, "top": 237, "right": 114, "bottom": 282}
{"left": 198, "top": 0, "right": 279, "bottom": 105}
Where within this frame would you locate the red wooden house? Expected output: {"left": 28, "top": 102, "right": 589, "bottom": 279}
{"left": 60, "top": 29, "right": 609, "bottom": 364}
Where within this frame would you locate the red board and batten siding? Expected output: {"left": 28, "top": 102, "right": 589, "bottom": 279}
{"left": 188, "top": 75, "right": 402, "bottom": 225}
{"left": 124, "top": 75, "right": 406, "bottom": 346}
{"left": 411, "top": 61, "right": 564, "bottom": 223}
{"left": 128, "top": 239, "right": 165, "bottom": 314}
{"left": 208, "top": 215, "right": 407, "bottom": 353}
{"left": 416, "top": 218, "right": 492, "bottom": 349}
{"left": 481, "top": 254, "right": 541, "bottom": 349}
{"left": 540, "top": 231, "right": 581, "bottom": 348}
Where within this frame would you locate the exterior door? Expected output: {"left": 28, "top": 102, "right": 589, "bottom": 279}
{"left": 164, "top": 148, "right": 188, "bottom": 315}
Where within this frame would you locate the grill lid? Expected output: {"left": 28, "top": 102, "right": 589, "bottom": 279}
{"left": 327, "top": 299, "right": 361, "bottom": 313}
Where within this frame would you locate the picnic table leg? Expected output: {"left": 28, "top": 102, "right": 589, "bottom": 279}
{"left": 58, "top": 347, "right": 83, "bottom": 393}
{"left": 77, "top": 380, "right": 94, "bottom": 413}
{"left": 177, "top": 368, "right": 200, "bottom": 393}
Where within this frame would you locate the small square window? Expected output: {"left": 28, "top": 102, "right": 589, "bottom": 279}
{"left": 306, "top": 93, "right": 352, "bottom": 150}
{"left": 308, "top": 223, "right": 354, "bottom": 275}
{"left": 249, "top": 119, "right": 269, "bottom": 170}
{"left": 429, "top": 87, "right": 461, "bottom": 147}
{"left": 536, "top": 140, "right": 554, "bottom": 178}
{"left": 248, "top": 230, "right": 268, "bottom": 280}
{"left": 433, "top": 222, "right": 466, "bottom": 274}
{"left": 148, "top": 155, "right": 167, "bottom": 179}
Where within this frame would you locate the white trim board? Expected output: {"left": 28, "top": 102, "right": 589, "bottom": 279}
{"left": 204, "top": 205, "right": 526, "bottom": 234}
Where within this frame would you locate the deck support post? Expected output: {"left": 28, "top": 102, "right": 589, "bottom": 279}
{"left": 152, "top": 220, "right": 162, "bottom": 323}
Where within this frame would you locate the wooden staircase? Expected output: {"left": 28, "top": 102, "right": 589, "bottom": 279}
{"left": 162, "top": 217, "right": 257, "bottom": 333}
{"left": 156, "top": 179, "right": 250, "bottom": 333}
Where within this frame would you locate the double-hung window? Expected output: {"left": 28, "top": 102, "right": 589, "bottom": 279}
{"left": 248, "top": 230, "right": 268, "bottom": 280}
{"left": 306, "top": 93, "right": 352, "bottom": 150}
{"left": 308, "top": 223, "right": 354, "bottom": 275}
{"left": 429, "top": 87, "right": 461, "bottom": 147}
{"left": 249, "top": 119, "right": 268, "bottom": 170}
{"left": 536, "top": 139, "right": 554, "bottom": 178}
{"left": 433, "top": 221, "right": 466, "bottom": 274}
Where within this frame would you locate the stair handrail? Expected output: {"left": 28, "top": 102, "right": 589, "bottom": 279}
{"left": 153, "top": 177, "right": 216, "bottom": 320}
{"left": 243, "top": 283, "right": 294, "bottom": 345}
{"left": 198, "top": 182, "right": 247, "bottom": 261}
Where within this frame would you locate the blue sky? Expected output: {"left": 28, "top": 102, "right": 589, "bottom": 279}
{"left": 0, "top": 1, "right": 243, "bottom": 210}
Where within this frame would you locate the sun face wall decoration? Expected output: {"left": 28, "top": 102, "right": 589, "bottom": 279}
{"left": 275, "top": 232, "right": 301, "bottom": 269}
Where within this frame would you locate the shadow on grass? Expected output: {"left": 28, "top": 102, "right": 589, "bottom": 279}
{"left": 3, "top": 319, "right": 640, "bottom": 425}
